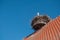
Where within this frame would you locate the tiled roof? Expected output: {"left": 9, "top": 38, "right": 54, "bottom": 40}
{"left": 24, "top": 16, "right": 60, "bottom": 40}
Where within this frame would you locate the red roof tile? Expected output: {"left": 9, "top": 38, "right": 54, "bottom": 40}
{"left": 24, "top": 16, "right": 60, "bottom": 40}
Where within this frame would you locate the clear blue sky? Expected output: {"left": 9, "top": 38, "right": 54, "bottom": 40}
{"left": 0, "top": 0, "right": 60, "bottom": 40}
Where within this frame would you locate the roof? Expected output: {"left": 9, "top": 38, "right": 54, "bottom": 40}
{"left": 24, "top": 16, "right": 60, "bottom": 40}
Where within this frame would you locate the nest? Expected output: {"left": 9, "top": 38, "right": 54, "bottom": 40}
{"left": 31, "top": 15, "right": 51, "bottom": 31}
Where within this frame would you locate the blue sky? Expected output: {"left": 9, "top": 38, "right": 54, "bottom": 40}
{"left": 0, "top": 0, "right": 60, "bottom": 40}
